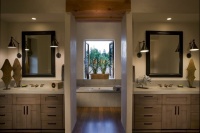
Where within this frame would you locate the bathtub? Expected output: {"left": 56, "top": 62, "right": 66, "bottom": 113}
{"left": 76, "top": 87, "right": 121, "bottom": 107}
{"left": 76, "top": 86, "right": 116, "bottom": 92}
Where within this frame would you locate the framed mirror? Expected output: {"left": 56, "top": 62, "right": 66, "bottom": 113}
{"left": 146, "top": 31, "right": 183, "bottom": 77}
{"left": 22, "top": 31, "right": 55, "bottom": 77}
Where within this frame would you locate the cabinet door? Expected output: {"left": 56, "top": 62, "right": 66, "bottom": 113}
{"left": 162, "top": 105, "right": 176, "bottom": 129}
{"left": 176, "top": 105, "right": 190, "bottom": 129}
{"left": 13, "top": 105, "right": 27, "bottom": 129}
{"left": 26, "top": 105, "right": 41, "bottom": 129}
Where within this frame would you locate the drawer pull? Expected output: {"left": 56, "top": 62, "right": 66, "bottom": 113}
{"left": 0, "top": 114, "right": 5, "bottom": 116}
{"left": 0, "top": 106, "right": 5, "bottom": 108}
{"left": 144, "top": 115, "right": 153, "bottom": 117}
{"left": 144, "top": 123, "right": 152, "bottom": 125}
{"left": 0, "top": 95, "right": 5, "bottom": 97}
{"left": 48, "top": 115, "right": 56, "bottom": 117}
{"left": 0, "top": 123, "right": 5, "bottom": 125}
{"left": 144, "top": 107, "right": 153, "bottom": 109}
{"left": 27, "top": 106, "right": 28, "bottom": 115}
{"left": 48, "top": 123, "right": 56, "bottom": 125}
{"left": 48, "top": 106, "right": 56, "bottom": 108}
{"left": 144, "top": 96, "right": 153, "bottom": 98}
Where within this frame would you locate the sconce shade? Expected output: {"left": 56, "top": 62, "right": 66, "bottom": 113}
{"left": 140, "top": 41, "right": 149, "bottom": 53}
{"left": 8, "top": 37, "right": 16, "bottom": 48}
{"left": 51, "top": 38, "right": 59, "bottom": 47}
{"left": 189, "top": 40, "right": 199, "bottom": 51}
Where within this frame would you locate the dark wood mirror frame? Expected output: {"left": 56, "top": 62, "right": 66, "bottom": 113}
{"left": 146, "top": 31, "right": 183, "bottom": 77}
{"left": 22, "top": 31, "right": 55, "bottom": 77}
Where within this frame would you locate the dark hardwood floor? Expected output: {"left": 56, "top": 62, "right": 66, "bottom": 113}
{"left": 72, "top": 107, "right": 125, "bottom": 133}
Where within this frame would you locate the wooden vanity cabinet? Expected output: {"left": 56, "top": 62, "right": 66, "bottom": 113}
{"left": 134, "top": 94, "right": 162, "bottom": 129}
{"left": 12, "top": 94, "right": 41, "bottom": 129}
{"left": 162, "top": 94, "right": 190, "bottom": 129}
{"left": 41, "top": 94, "right": 64, "bottom": 129}
{"left": 0, "top": 94, "right": 13, "bottom": 129}
{"left": 190, "top": 94, "right": 199, "bottom": 129}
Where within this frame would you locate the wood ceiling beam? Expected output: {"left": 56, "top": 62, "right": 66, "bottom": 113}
{"left": 66, "top": 0, "right": 130, "bottom": 21}
{"left": 66, "top": 1, "right": 131, "bottom": 12}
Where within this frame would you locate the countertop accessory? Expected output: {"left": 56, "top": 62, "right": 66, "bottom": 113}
{"left": 12, "top": 58, "right": 22, "bottom": 87}
{"left": 52, "top": 83, "right": 56, "bottom": 88}
{"left": 136, "top": 75, "right": 151, "bottom": 88}
{"left": 187, "top": 59, "right": 196, "bottom": 88}
{"left": 1, "top": 59, "right": 13, "bottom": 89}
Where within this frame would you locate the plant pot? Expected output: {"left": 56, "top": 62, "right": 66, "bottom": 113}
{"left": 90, "top": 74, "right": 109, "bottom": 79}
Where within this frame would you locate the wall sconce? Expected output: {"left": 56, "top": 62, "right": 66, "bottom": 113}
{"left": 51, "top": 37, "right": 61, "bottom": 58}
{"left": 8, "top": 37, "right": 21, "bottom": 58}
{"left": 187, "top": 39, "right": 199, "bottom": 58}
{"left": 137, "top": 41, "right": 149, "bottom": 58}
{"left": 25, "top": 41, "right": 29, "bottom": 51}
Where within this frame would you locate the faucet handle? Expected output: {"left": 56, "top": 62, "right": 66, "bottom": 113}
{"left": 158, "top": 84, "right": 162, "bottom": 87}
{"left": 169, "top": 84, "right": 173, "bottom": 87}
{"left": 40, "top": 84, "right": 44, "bottom": 87}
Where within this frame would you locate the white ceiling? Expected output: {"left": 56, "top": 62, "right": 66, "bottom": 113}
{"left": 0, "top": 0, "right": 199, "bottom": 23}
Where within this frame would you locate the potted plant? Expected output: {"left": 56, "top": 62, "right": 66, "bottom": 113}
{"left": 88, "top": 48, "right": 111, "bottom": 79}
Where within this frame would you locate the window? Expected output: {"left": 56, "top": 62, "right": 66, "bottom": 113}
{"left": 84, "top": 40, "right": 114, "bottom": 79}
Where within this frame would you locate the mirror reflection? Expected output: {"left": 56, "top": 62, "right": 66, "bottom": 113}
{"left": 22, "top": 31, "right": 55, "bottom": 77}
{"left": 146, "top": 31, "right": 183, "bottom": 77}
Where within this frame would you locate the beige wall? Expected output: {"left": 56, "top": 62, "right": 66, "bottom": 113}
{"left": 76, "top": 22, "right": 122, "bottom": 79}
{"left": 132, "top": 22, "right": 199, "bottom": 80}
{"left": 0, "top": 22, "right": 65, "bottom": 80}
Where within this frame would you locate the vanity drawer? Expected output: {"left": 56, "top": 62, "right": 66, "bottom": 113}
{"left": 162, "top": 94, "right": 190, "bottom": 104}
{"left": 41, "top": 105, "right": 63, "bottom": 113}
{"left": 135, "top": 105, "right": 161, "bottom": 114}
{"left": 135, "top": 114, "right": 161, "bottom": 122}
{"left": 191, "top": 112, "right": 199, "bottom": 121}
{"left": 13, "top": 94, "right": 40, "bottom": 104}
{"left": 0, "top": 105, "right": 12, "bottom": 112}
{"left": 191, "top": 94, "right": 199, "bottom": 104}
{"left": 41, "top": 94, "right": 63, "bottom": 105}
{"left": 135, "top": 94, "right": 162, "bottom": 105}
{"left": 0, "top": 113, "right": 12, "bottom": 121}
{"left": 0, "top": 95, "right": 12, "bottom": 104}
{"left": 42, "top": 121, "right": 63, "bottom": 129}
{"left": 190, "top": 105, "right": 199, "bottom": 112}
{"left": 0, "top": 120, "right": 12, "bottom": 129}
{"left": 135, "top": 122, "right": 161, "bottom": 129}
{"left": 41, "top": 113, "right": 62, "bottom": 121}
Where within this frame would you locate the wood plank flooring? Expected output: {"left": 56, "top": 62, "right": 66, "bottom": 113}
{"left": 72, "top": 107, "right": 125, "bottom": 133}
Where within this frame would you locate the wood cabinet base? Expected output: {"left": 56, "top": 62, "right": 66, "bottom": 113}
{"left": 0, "top": 129, "right": 65, "bottom": 132}
{"left": 133, "top": 129, "right": 200, "bottom": 133}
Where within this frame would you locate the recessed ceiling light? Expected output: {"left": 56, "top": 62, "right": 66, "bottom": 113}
{"left": 167, "top": 17, "right": 172, "bottom": 21}
{"left": 32, "top": 17, "right": 36, "bottom": 20}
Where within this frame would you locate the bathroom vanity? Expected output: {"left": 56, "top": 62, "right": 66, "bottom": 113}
{"left": 0, "top": 87, "right": 64, "bottom": 132}
{"left": 133, "top": 86, "right": 199, "bottom": 132}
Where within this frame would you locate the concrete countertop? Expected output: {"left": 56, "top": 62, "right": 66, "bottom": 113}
{"left": 133, "top": 86, "right": 199, "bottom": 94}
{"left": 0, "top": 87, "right": 64, "bottom": 94}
